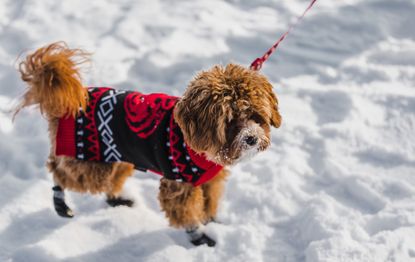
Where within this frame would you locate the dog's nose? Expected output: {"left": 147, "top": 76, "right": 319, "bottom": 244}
{"left": 244, "top": 136, "right": 258, "bottom": 146}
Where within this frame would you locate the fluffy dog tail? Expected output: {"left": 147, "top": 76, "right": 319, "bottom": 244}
{"left": 16, "top": 42, "right": 89, "bottom": 118}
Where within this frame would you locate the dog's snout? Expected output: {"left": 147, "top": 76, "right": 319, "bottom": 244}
{"left": 244, "top": 136, "right": 258, "bottom": 146}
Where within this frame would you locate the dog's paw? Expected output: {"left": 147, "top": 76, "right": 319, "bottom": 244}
{"left": 106, "top": 197, "right": 134, "bottom": 207}
{"left": 56, "top": 208, "right": 74, "bottom": 218}
{"left": 53, "top": 197, "right": 74, "bottom": 218}
{"left": 190, "top": 233, "right": 216, "bottom": 247}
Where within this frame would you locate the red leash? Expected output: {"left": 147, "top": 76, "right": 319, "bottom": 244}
{"left": 250, "top": 0, "right": 318, "bottom": 71}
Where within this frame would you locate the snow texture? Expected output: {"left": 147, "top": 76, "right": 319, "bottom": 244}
{"left": 1, "top": 0, "right": 415, "bottom": 261}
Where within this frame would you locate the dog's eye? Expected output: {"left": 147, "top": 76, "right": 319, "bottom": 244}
{"left": 226, "top": 119, "right": 242, "bottom": 141}
{"left": 250, "top": 113, "right": 266, "bottom": 125}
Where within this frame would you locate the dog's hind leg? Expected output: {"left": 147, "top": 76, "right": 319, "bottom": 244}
{"left": 52, "top": 185, "right": 74, "bottom": 218}
{"left": 201, "top": 169, "right": 229, "bottom": 224}
{"left": 48, "top": 159, "right": 75, "bottom": 218}
{"left": 106, "top": 162, "right": 135, "bottom": 207}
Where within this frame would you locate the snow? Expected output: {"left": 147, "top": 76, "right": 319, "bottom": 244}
{"left": 1, "top": 0, "right": 415, "bottom": 261}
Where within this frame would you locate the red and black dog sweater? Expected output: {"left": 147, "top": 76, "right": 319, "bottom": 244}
{"left": 56, "top": 87, "right": 223, "bottom": 186}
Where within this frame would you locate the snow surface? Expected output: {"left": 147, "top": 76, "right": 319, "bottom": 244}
{"left": 1, "top": 0, "right": 415, "bottom": 261}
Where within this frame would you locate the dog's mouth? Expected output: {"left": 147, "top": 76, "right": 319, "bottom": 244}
{"left": 205, "top": 120, "right": 271, "bottom": 166}
{"left": 235, "top": 138, "right": 270, "bottom": 163}
{"left": 211, "top": 146, "right": 267, "bottom": 166}
{"left": 209, "top": 136, "right": 270, "bottom": 166}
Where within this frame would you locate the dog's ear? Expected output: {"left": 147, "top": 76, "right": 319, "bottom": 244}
{"left": 237, "top": 65, "right": 281, "bottom": 129}
{"left": 257, "top": 78, "right": 282, "bottom": 129}
{"left": 173, "top": 72, "right": 229, "bottom": 153}
{"left": 268, "top": 91, "right": 282, "bottom": 128}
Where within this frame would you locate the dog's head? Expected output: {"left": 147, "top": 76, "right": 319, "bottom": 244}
{"left": 174, "top": 64, "right": 281, "bottom": 166}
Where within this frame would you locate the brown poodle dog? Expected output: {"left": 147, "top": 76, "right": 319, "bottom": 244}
{"left": 16, "top": 42, "right": 281, "bottom": 247}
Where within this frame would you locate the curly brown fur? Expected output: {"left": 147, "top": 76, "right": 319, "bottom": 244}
{"left": 201, "top": 169, "right": 229, "bottom": 222}
{"left": 107, "top": 162, "right": 135, "bottom": 197}
{"left": 48, "top": 156, "right": 134, "bottom": 197}
{"left": 158, "top": 169, "right": 228, "bottom": 228}
{"left": 48, "top": 156, "right": 114, "bottom": 194}
{"left": 158, "top": 178, "right": 205, "bottom": 228}
{"left": 174, "top": 64, "right": 281, "bottom": 165}
{"left": 16, "top": 41, "right": 89, "bottom": 118}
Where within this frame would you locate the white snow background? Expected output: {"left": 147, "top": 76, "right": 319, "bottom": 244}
{"left": 1, "top": 0, "right": 415, "bottom": 261}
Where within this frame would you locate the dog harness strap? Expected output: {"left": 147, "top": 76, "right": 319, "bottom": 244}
{"left": 249, "top": 0, "right": 318, "bottom": 71}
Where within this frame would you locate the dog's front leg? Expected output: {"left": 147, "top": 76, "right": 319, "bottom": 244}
{"left": 201, "top": 169, "right": 229, "bottom": 224}
{"left": 52, "top": 185, "right": 74, "bottom": 218}
{"left": 158, "top": 178, "right": 216, "bottom": 247}
{"left": 186, "top": 225, "right": 216, "bottom": 247}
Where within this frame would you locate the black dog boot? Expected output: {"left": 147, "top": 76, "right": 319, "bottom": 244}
{"left": 106, "top": 195, "right": 134, "bottom": 207}
{"left": 52, "top": 186, "right": 74, "bottom": 218}
{"left": 186, "top": 226, "right": 216, "bottom": 247}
